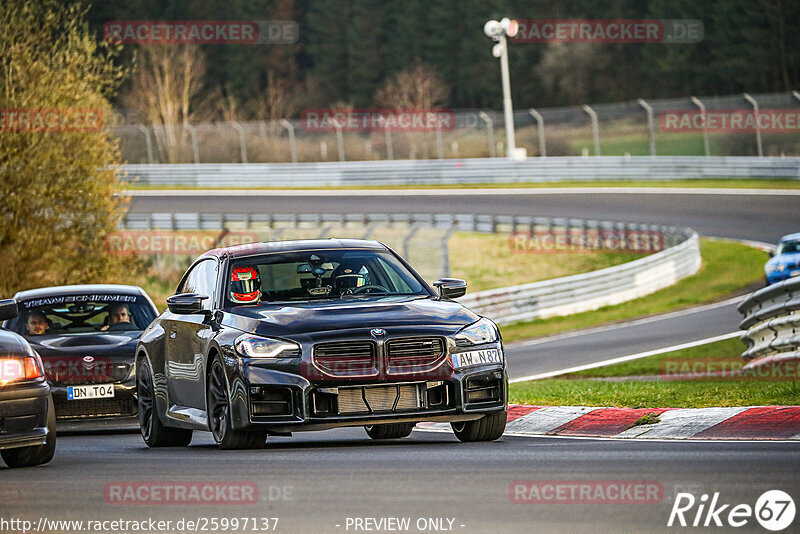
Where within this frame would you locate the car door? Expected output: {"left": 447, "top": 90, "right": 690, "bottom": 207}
{"left": 166, "top": 258, "right": 219, "bottom": 411}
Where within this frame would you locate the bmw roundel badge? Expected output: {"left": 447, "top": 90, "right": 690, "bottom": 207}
{"left": 371, "top": 328, "right": 386, "bottom": 336}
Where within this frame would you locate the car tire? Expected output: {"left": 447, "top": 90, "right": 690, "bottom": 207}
{"left": 450, "top": 410, "right": 507, "bottom": 442}
{"left": 1, "top": 396, "right": 57, "bottom": 468}
{"left": 364, "top": 423, "right": 415, "bottom": 440}
{"left": 137, "top": 357, "right": 192, "bottom": 447}
{"left": 207, "top": 357, "right": 266, "bottom": 450}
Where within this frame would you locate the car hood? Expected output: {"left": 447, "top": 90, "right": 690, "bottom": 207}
{"left": 26, "top": 332, "right": 142, "bottom": 358}
{"left": 0, "top": 329, "right": 33, "bottom": 357}
{"left": 767, "top": 252, "right": 800, "bottom": 268}
{"left": 223, "top": 296, "right": 480, "bottom": 338}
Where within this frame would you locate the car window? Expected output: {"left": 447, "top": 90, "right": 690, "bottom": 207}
{"left": 178, "top": 259, "right": 217, "bottom": 310}
{"left": 777, "top": 240, "right": 800, "bottom": 255}
{"left": 227, "top": 249, "right": 428, "bottom": 305}
{"left": 8, "top": 294, "right": 157, "bottom": 336}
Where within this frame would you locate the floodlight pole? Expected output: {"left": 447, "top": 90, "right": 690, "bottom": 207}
{"left": 497, "top": 35, "right": 516, "bottom": 158}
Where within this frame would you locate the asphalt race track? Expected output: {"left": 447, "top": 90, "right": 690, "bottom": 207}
{"left": 2, "top": 429, "right": 799, "bottom": 533}
{"left": 2, "top": 189, "right": 797, "bottom": 533}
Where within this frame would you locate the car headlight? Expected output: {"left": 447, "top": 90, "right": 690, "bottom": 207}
{"left": 767, "top": 263, "right": 785, "bottom": 273}
{"left": 455, "top": 318, "right": 498, "bottom": 346}
{"left": 234, "top": 334, "right": 301, "bottom": 358}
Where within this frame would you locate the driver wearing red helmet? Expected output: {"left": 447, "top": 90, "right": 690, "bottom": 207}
{"left": 230, "top": 266, "right": 261, "bottom": 304}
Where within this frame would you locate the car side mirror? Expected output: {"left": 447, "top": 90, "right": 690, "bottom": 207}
{"left": 0, "top": 299, "right": 19, "bottom": 322}
{"left": 433, "top": 279, "right": 467, "bottom": 300}
{"left": 768, "top": 251, "right": 774, "bottom": 258}
{"left": 167, "top": 293, "right": 209, "bottom": 315}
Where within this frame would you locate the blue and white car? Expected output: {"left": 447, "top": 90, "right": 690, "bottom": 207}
{"left": 765, "top": 233, "right": 800, "bottom": 285}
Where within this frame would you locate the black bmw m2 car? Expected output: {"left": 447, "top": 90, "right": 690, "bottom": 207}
{"left": 136, "top": 239, "right": 508, "bottom": 449}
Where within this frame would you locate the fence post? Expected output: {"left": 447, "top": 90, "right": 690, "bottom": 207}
{"left": 638, "top": 98, "right": 656, "bottom": 156}
{"left": 384, "top": 124, "right": 394, "bottom": 160}
{"left": 137, "top": 125, "right": 154, "bottom": 163}
{"left": 690, "top": 96, "right": 710, "bottom": 156}
{"left": 582, "top": 105, "right": 601, "bottom": 156}
{"left": 403, "top": 224, "right": 423, "bottom": 259}
{"left": 335, "top": 124, "right": 345, "bottom": 161}
{"left": 743, "top": 93, "right": 763, "bottom": 157}
{"left": 435, "top": 123, "right": 444, "bottom": 159}
{"left": 183, "top": 123, "right": 200, "bottom": 164}
{"left": 439, "top": 225, "right": 458, "bottom": 279}
{"left": 280, "top": 119, "right": 297, "bottom": 163}
{"left": 528, "top": 109, "right": 546, "bottom": 157}
{"left": 478, "top": 111, "right": 496, "bottom": 157}
{"left": 231, "top": 121, "right": 248, "bottom": 163}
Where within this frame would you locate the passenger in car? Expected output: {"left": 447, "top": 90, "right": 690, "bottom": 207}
{"left": 25, "top": 311, "right": 49, "bottom": 336}
{"left": 101, "top": 303, "right": 131, "bottom": 331}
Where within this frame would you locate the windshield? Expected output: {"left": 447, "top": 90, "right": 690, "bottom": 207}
{"left": 9, "top": 294, "right": 157, "bottom": 337}
{"left": 226, "top": 249, "right": 428, "bottom": 305}
{"left": 776, "top": 240, "right": 800, "bottom": 255}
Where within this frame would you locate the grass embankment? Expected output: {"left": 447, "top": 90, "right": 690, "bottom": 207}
{"left": 509, "top": 338, "right": 799, "bottom": 408}
{"left": 500, "top": 239, "right": 767, "bottom": 343}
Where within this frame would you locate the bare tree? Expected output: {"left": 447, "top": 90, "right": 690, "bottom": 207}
{"left": 375, "top": 62, "right": 449, "bottom": 159}
{"left": 376, "top": 62, "right": 449, "bottom": 110}
{"left": 121, "top": 45, "right": 205, "bottom": 162}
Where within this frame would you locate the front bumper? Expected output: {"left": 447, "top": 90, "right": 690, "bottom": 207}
{"left": 0, "top": 380, "right": 51, "bottom": 451}
{"left": 49, "top": 380, "right": 137, "bottom": 426}
{"left": 229, "top": 357, "right": 508, "bottom": 433}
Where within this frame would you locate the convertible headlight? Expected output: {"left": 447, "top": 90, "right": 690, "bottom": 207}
{"left": 234, "top": 334, "right": 301, "bottom": 358}
{"left": 767, "top": 263, "right": 785, "bottom": 273}
{"left": 455, "top": 318, "right": 498, "bottom": 346}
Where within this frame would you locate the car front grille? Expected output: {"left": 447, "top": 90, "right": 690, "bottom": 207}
{"left": 44, "top": 359, "right": 131, "bottom": 385}
{"left": 336, "top": 383, "right": 422, "bottom": 414}
{"left": 53, "top": 397, "right": 137, "bottom": 419}
{"left": 386, "top": 337, "right": 445, "bottom": 373}
{"left": 313, "top": 341, "right": 377, "bottom": 377}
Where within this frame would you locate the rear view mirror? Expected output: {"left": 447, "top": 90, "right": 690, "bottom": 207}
{"left": 167, "top": 293, "right": 209, "bottom": 315}
{"left": 433, "top": 279, "right": 467, "bottom": 300}
{"left": 0, "top": 299, "right": 19, "bottom": 322}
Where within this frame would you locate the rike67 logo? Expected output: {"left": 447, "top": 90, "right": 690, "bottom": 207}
{"left": 668, "top": 490, "right": 795, "bottom": 531}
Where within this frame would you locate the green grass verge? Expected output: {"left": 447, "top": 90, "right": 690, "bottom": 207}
{"left": 508, "top": 338, "right": 799, "bottom": 408}
{"left": 569, "top": 337, "right": 744, "bottom": 378}
{"left": 500, "top": 239, "right": 767, "bottom": 343}
{"left": 508, "top": 379, "right": 800, "bottom": 408}
{"left": 124, "top": 179, "right": 800, "bottom": 191}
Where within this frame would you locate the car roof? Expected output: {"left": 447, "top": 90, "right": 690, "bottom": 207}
{"left": 779, "top": 233, "right": 800, "bottom": 242}
{"left": 13, "top": 284, "right": 148, "bottom": 301}
{"left": 199, "top": 238, "right": 389, "bottom": 260}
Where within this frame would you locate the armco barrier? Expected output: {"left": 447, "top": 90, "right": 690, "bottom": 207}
{"left": 738, "top": 277, "right": 800, "bottom": 368}
{"left": 122, "top": 212, "right": 700, "bottom": 325}
{"left": 120, "top": 156, "right": 800, "bottom": 187}
{"left": 459, "top": 233, "right": 700, "bottom": 324}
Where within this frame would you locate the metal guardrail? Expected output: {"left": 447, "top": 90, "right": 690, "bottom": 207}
{"left": 120, "top": 157, "right": 800, "bottom": 187}
{"left": 460, "top": 232, "right": 700, "bottom": 324}
{"left": 122, "top": 212, "right": 700, "bottom": 325}
{"left": 738, "top": 277, "right": 800, "bottom": 368}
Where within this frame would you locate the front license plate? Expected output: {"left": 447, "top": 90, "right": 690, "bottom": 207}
{"left": 67, "top": 384, "right": 115, "bottom": 400}
{"left": 452, "top": 349, "right": 501, "bottom": 369}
